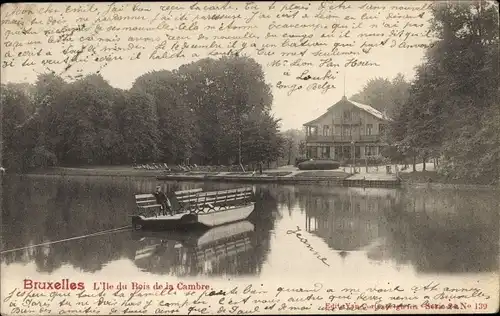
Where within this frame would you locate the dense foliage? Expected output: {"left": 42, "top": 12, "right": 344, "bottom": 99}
{"left": 349, "top": 74, "right": 412, "bottom": 166}
{"left": 350, "top": 1, "right": 499, "bottom": 184}
{"left": 278, "top": 128, "right": 306, "bottom": 166}
{"left": 389, "top": 1, "right": 499, "bottom": 184}
{"left": 350, "top": 73, "right": 411, "bottom": 116}
{"left": 1, "top": 57, "right": 284, "bottom": 171}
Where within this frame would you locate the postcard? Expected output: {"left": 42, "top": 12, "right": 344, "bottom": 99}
{"left": 1, "top": 1, "right": 499, "bottom": 315}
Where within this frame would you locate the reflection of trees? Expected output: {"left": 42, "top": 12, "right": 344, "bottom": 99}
{"left": 0, "top": 176, "right": 208, "bottom": 273}
{"left": 269, "top": 184, "right": 300, "bottom": 216}
{"left": 4, "top": 176, "right": 497, "bottom": 276}
{"left": 2, "top": 177, "right": 278, "bottom": 278}
{"left": 250, "top": 186, "right": 277, "bottom": 271}
{"left": 127, "top": 186, "right": 277, "bottom": 277}
{"left": 273, "top": 184, "right": 499, "bottom": 274}
{"left": 371, "top": 188, "right": 499, "bottom": 274}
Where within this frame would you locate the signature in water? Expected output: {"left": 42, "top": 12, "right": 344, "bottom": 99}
{"left": 286, "top": 226, "right": 330, "bottom": 267}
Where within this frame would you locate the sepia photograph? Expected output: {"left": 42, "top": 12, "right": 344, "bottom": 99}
{"left": 1, "top": 1, "right": 499, "bottom": 315}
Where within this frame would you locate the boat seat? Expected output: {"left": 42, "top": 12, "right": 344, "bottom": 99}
{"left": 174, "top": 187, "right": 254, "bottom": 214}
{"left": 135, "top": 193, "right": 163, "bottom": 217}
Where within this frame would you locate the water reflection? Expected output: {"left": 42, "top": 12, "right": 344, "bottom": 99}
{"left": 377, "top": 188, "right": 499, "bottom": 274}
{"left": 1, "top": 175, "right": 498, "bottom": 278}
{"left": 129, "top": 221, "right": 258, "bottom": 276}
{"left": 1, "top": 175, "right": 276, "bottom": 276}
{"left": 284, "top": 185, "right": 499, "bottom": 274}
{"left": 301, "top": 187, "right": 394, "bottom": 253}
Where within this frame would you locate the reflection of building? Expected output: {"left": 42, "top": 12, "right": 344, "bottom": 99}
{"left": 303, "top": 188, "right": 391, "bottom": 252}
{"left": 303, "top": 96, "right": 390, "bottom": 160}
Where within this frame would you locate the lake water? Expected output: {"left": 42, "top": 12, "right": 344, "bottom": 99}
{"left": 1, "top": 175, "right": 499, "bottom": 301}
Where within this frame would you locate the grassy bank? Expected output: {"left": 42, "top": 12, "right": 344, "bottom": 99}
{"left": 27, "top": 166, "right": 165, "bottom": 177}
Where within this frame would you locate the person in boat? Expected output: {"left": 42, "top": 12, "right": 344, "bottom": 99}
{"left": 154, "top": 186, "right": 172, "bottom": 215}
{"left": 166, "top": 190, "right": 183, "bottom": 215}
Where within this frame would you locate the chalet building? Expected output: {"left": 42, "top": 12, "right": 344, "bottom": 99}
{"left": 303, "top": 96, "right": 390, "bottom": 161}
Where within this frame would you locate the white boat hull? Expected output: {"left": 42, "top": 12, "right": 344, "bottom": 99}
{"left": 197, "top": 203, "right": 255, "bottom": 227}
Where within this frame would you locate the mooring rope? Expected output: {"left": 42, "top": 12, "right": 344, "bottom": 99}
{"left": 0, "top": 225, "right": 132, "bottom": 254}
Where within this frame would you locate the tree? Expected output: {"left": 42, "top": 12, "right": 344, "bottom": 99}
{"left": 395, "top": 1, "right": 499, "bottom": 182}
{"left": 350, "top": 74, "right": 410, "bottom": 116}
{"left": 133, "top": 69, "right": 198, "bottom": 164}
{"left": 174, "top": 56, "right": 274, "bottom": 165}
{"left": 119, "top": 90, "right": 161, "bottom": 163}
{"left": 1, "top": 83, "right": 33, "bottom": 170}
{"left": 2, "top": 56, "right": 282, "bottom": 170}
{"left": 242, "top": 111, "right": 284, "bottom": 166}
{"left": 350, "top": 74, "right": 412, "bottom": 166}
{"left": 280, "top": 128, "right": 306, "bottom": 166}
{"left": 59, "top": 74, "right": 123, "bottom": 165}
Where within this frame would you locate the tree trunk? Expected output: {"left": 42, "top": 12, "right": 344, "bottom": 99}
{"left": 287, "top": 145, "right": 292, "bottom": 165}
{"left": 412, "top": 155, "right": 416, "bottom": 172}
{"left": 422, "top": 155, "right": 427, "bottom": 171}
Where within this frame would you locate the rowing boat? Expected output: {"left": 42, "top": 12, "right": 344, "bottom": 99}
{"left": 131, "top": 187, "right": 255, "bottom": 230}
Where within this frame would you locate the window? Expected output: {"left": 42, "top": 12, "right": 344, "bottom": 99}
{"left": 323, "top": 125, "right": 330, "bottom": 136}
{"left": 343, "top": 110, "right": 351, "bottom": 120}
{"left": 307, "top": 146, "right": 318, "bottom": 158}
{"left": 355, "top": 146, "right": 360, "bottom": 159}
{"left": 321, "top": 146, "right": 330, "bottom": 158}
{"left": 365, "top": 145, "right": 377, "bottom": 156}
{"left": 335, "top": 125, "right": 341, "bottom": 136}
{"left": 343, "top": 146, "right": 351, "bottom": 159}
{"left": 307, "top": 126, "right": 318, "bottom": 136}
{"left": 335, "top": 146, "right": 342, "bottom": 159}
{"left": 342, "top": 125, "right": 351, "bottom": 136}
{"left": 366, "top": 124, "right": 373, "bottom": 135}
{"left": 379, "top": 124, "right": 386, "bottom": 134}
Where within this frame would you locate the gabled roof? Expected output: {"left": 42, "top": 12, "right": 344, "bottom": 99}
{"left": 304, "top": 98, "right": 390, "bottom": 126}
{"left": 346, "top": 100, "right": 388, "bottom": 121}
{"left": 303, "top": 111, "right": 331, "bottom": 126}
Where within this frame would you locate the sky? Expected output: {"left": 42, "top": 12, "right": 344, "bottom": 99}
{"left": 1, "top": 1, "right": 434, "bottom": 130}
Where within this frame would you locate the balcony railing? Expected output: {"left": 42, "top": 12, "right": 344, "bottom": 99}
{"left": 304, "top": 135, "right": 332, "bottom": 142}
{"left": 338, "top": 118, "right": 362, "bottom": 125}
{"left": 359, "top": 135, "right": 379, "bottom": 142}
{"left": 306, "top": 134, "right": 381, "bottom": 142}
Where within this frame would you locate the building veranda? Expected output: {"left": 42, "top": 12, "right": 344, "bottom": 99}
{"left": 303, "top": 96, "right": 390, "bottom": 163}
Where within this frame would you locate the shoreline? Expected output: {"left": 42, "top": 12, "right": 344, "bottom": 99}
{"left": 7, "top": 167, "right": 498, "bottom": 190}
